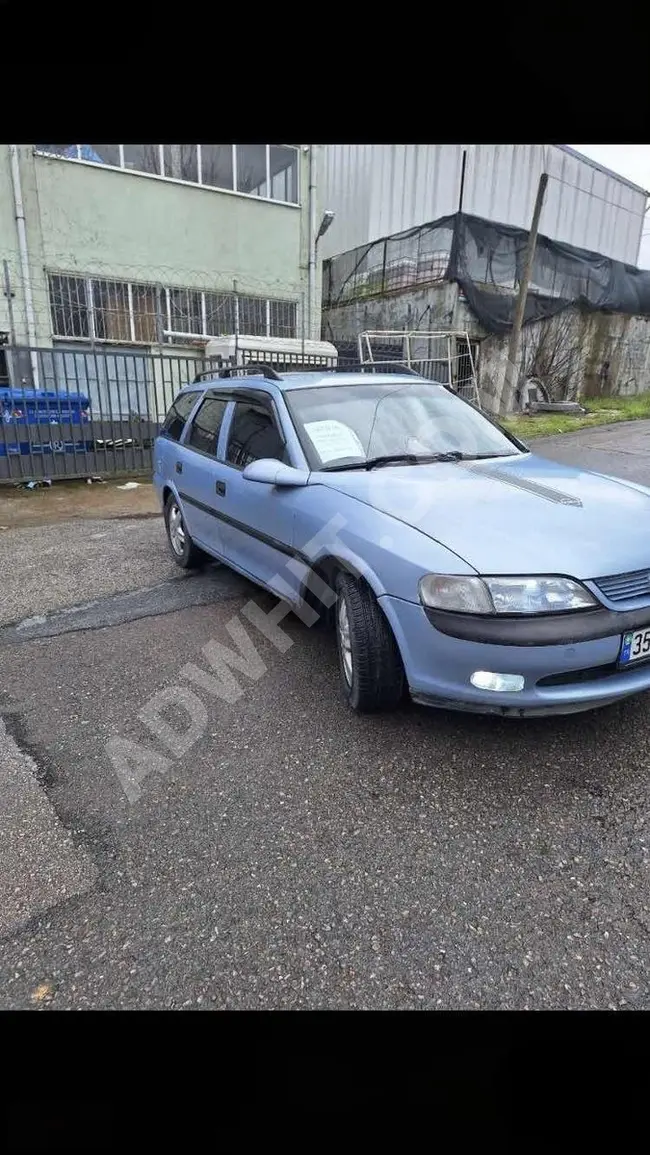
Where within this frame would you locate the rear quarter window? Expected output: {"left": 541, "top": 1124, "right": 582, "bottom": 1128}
{"left": 187, "top": 396, "right": 228, "bottom": 457}
{"left": 161, "top": 390, "right": 201, "bottom": 442}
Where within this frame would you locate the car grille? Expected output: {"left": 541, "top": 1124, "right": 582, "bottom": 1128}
{"left": 594, "top": 568, "right": 650, "bottom": 602}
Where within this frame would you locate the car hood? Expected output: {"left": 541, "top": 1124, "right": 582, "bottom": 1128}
{"left": 317, "top": 453, "right": 650, "bottom": 578}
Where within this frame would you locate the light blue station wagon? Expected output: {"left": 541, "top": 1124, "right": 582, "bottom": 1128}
{"left": 154, "top": 368, "right": 650, "bottom": 717}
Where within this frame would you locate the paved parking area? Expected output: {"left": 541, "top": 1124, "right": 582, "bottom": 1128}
{"left": 1, "top": 421, "right": 650, "bottom": 1009}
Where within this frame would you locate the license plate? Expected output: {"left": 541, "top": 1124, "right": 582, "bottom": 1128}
{"left": 620, "top": 628, "right": 650, "bottom": 665}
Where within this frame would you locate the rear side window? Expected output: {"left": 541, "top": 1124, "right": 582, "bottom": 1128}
{"left": 161, "top": 390, "right": 200, "bottom": 442}
{"left": 187, "top": 397, "right": 228, "bottom": 457}
{"left": 225, "top": 401, "right": 287, "bottom": 468}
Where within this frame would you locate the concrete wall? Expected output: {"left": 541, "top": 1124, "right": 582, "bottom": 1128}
{"left": 0, "top": 144, "right": 321, "bottom": 347}
{"left": 323, "top": 284, "right": 650, "bottom": 414}
{"left": 322, "top": 282, "right": 460, "bottom": 345}
{"left": 476, "top": 307, "right": 650, "bottom": 412}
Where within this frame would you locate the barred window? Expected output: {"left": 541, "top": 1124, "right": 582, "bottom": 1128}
{"left": 48, "top": 274, "right": 90, "bottom": 338}
{"left": 204, "top": 291, "right": 235, "bottom": 334}
{"left": 93, "top": 279, "right": 131, "bottom": 342}
{"left": 169, "top": 288, "right": 203, "bottom": 334}
{"left": 48, "top": 272, "right": 297, "bottom": 344}
{"left": 132, "top": 284, "right": 159, "bottom": 343}
{"left": 237, "top": 296, "right": 267, "bottom": 336}
{"left": 35, "top": 144, "right": 299, "bottom": 204}
{"left": 269, "top": 299, "right": 297, "bottom": 338}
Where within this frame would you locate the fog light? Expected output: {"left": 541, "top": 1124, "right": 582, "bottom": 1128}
{"left": 470, "top": 671, "right": 525, "bottom": 692}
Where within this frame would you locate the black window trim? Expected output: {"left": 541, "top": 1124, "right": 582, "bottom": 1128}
{"left": 204, "top": 385, "right": 277, "bottom": 407}
{"left": 159, "top": 387, "right": 204, "bottom": 444}
{"left": 221, "top": 394, "right": 290, "bottom": 473}
{"left": 183, "top": 394, "right": 230, "bottom": 462}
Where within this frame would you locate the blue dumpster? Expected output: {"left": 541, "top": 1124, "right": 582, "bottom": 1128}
{"left": 0, "top": 386, "right": 93, "bottom": 458}
{"left": 0, "top": 386, "right": 90, "bottom": 426}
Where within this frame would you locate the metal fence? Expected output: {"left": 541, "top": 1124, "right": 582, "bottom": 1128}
{"left": 356, "top": 330, "right": 481, "bottom": 406}
{"left": 0, "top": 341, "right": 478, "bottom": 483}
{"left": 323, "top": 217, "right": 455, "bottom": 308}
{"left": 323, "top": 211, "right": 650, "bottom": 332}
{"left": 0, "top": 343, "right": 346, "bottom": 483}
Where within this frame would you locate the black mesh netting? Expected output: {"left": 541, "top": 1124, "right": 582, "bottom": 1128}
{"left": 323, "top": 211, "right": 650, "bottom": 335}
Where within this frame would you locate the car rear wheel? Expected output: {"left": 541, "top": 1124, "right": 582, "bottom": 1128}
{"left": 334, "top": 572, "right": 405, "bottom": 712}
{"left": 164, "top": 494, "right": 205, "bottom": 569}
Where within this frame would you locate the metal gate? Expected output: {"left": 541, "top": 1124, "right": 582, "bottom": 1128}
{"left": 0, "top": 340, "right": 449, "bottom": 483}
{"left": 357, "top": 330, "right": 482, "bottom": 407}
{"left": 0, "top": 344, "right": 207, "bottom": 483}
{"left": 0, "top": 343, "right": 349, "bottom": 484}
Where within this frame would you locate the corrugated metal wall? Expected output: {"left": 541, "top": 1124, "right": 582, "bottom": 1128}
{"left": 319, "top": 145, "right": 647, "bottom": 267}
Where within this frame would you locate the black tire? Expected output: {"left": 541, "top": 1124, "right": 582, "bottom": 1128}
{"left": 164, "top": 493, "right": 206, "bottom": 569}
{"left": 334, "top": 571, "right": 405, "bottom": 713}
{"left": 301, "top": 572, "right": 336, "bottom": 630}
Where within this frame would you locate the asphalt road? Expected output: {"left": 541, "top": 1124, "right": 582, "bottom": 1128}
{"left": 2, "top": 421, "right": 650, "bottom": 1009}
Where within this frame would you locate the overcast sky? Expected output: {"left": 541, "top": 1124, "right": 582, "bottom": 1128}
{"left": 570, "top": 145, "right": 650, "bottom": 268}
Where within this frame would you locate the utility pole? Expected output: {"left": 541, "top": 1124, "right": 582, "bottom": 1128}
{"left": 450, "top": 149, "right": 468, "bottom": 335}
{"left": 500, "top": 172, "right": 548, "bottom": 414}
{"left": 457, "top": 148, "right": 467, "bottom": 213}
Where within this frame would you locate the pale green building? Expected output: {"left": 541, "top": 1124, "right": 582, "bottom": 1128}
{"left": 0, "top": 144, "right": 324, "bottom": 405}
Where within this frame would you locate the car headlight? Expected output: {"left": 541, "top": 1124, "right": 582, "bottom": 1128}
{"left": 418, "top": 574, "right": 598, "bottom": 615}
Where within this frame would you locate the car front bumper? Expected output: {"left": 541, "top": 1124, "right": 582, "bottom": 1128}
{"left": 379, "top": 595, "right": 650, "bottom": 717}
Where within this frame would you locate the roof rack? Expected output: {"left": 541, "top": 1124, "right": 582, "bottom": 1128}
{"left": 192, "top": 369, "right": 220, "bottom": 383}
{"left": 193, "top": 363, "right": 283, "bottom": 384}
{"left": 219, "top": 362, "right": 283, "bottom": 381}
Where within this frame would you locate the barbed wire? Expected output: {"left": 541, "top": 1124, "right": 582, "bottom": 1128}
{"left": 0, "top": 248, "right": 305, "bottom": 298}
{"left": 0, "top": 252, "right": 310, "bottom": 344}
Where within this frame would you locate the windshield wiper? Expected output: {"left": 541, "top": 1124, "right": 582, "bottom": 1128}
{"left": 422, "top": 452, "right": 464, "bottom": 462}
{"left": 320, "top": 450, "right": 516, "bottom": 473}
{"left": 322, "top": 453, "right": 429, "bottom": 472}
{"left": 365, "top": 453, "right": 427, "bottom": 470}
{"left": 364, "top": 451, "right": 494, "bottom": 468}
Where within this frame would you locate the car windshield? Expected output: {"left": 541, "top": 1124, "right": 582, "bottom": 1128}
{"left": 284, "top": 379, "right": 523, "bottom": 470}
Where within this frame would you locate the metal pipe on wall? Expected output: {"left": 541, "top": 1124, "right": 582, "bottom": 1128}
{"left": 3, "top": 259, "right": 16, "bottom": 346}
{"left": 307, "top": 144, "right": 317, "bottom": 342}
{"left": 9, "top": 145, "right": 39, "bottom": 386}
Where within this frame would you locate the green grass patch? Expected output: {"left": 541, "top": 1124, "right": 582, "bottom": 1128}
{"left": 502, "top": 394, "right": 650, "bottom": 441}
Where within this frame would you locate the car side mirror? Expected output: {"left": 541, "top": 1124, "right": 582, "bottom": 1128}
{"left": 242, "top": 458, "right": 309, "bottom": 487}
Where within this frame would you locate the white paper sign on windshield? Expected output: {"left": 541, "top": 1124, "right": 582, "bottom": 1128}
{"left": 304, "top": 420, "right": 366, "bottom": 464}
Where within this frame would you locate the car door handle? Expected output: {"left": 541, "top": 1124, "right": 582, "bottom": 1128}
{"left": 215, "top": 480, "right": 226, "bottom": 497}
{"left": 175, "top": 461, "right": 183, "bottom": 474}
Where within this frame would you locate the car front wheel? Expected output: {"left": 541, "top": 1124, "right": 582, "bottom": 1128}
{"left": 164, "top": 494, "right": 205, "bottom": 569}
{"left": 334, "top": 571, "right": 405, "bottom": 713}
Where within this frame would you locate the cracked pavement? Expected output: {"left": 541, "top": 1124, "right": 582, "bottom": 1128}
{"left": 1, "top": 421, "right": 650, "bottom": 1009}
